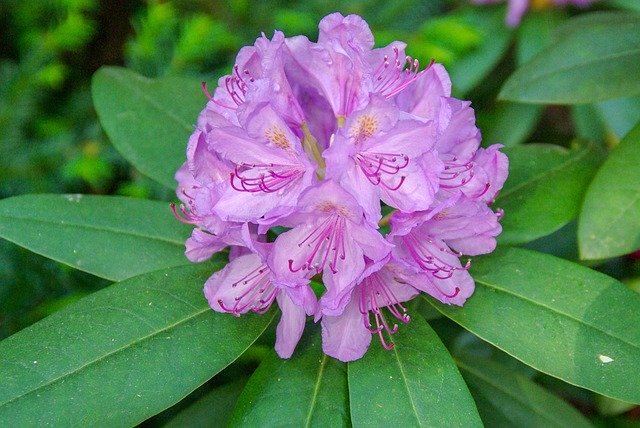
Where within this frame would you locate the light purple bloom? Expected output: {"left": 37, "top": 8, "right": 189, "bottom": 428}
{"left": 269, "top": 180, "right": 392, "bottom": 315}
{"left": 388, "top": 193, "right": 503, "bottom": 304}
{"left": 321, "top": 262, "right": 418, "bottom": 361}
{"left": 204, "top": 250, "right": 316, "bottom": 358}
{"left": 176, "top": 13, "right": 508, "bottom": 361}
{"left": 324, "top": 96, "right": 442, "bottom": 225}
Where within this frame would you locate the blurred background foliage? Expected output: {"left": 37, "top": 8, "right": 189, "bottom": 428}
{"left": 1, "top": 0, "right": 639, "bottom": 423}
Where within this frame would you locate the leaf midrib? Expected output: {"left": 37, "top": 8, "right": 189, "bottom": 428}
{"left": 304, "top": 354, "right": 328, "bottom": 428}
{"left": 0, "top": 213, "right": 186, "bottom": 246}
{"left": 456, "top": 359, "right": 572, "bottom": 427}
{"left": 106, "top": 69, "right": 194, "bottom": 134}
{"left": 496, "top": 144, "right": 591, "bottom": 201}
{"left": 0, "top": 306, "right": 208, "bottom": 409}
{"left": 509, "top": 43, "right": 640, "bottom": 90}
{"left": 586, "top": 190, "right": 640, "bottom": 238}
{"left": 392, "top": 346, "right": 423, "bottom": 427}
{"left": 474, "top": 278, "right": 638, "bottom": 351}
{"left": 0, "top": 308, "right": 274, "bottom": 410}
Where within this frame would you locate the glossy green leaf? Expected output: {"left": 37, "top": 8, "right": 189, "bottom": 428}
{"left": 516, "top": 9, "right": 566, "bottom": 65}
{"left": 572, "top": 104, "right": 609, "bottom": 143}
{"left": 0, "top": 264, "right": 274, "bottom": 427}
{"left": 477, "top": 102, "right": 542, "bottom": 147}
{"left": 595, "top": 96, "right": 640, "bottom": 140}
{"left": 496, "top": 142, "right": 602, "bottom": 244}
{"left": 164, "top": 379, "right": 248, "bottom": 428}
{"left": 348, "top": 315, "right": 482, "bottom": 427}
{"left": 428, "top": 247, "right": 640, "bottom": 404}
{"left": 500, "top": 13, "right": 640, "bottom": 104}
{"left": 92, "top": 66, "right": 204, "bottom": 189}
{"left": 448, "top": 6, "right": 513, "bottom": 96}
{"left": 579, "top": 123, "right": 640, "bottom": 259}
{"left": 606, "top": 0, "right": 640, "bottom": 12}
{"left": 595, "top": 395, "right": 636, "bottom": 416}
{"left": 229, "top": 329, "right": 350, "bottom": 427}
{"left": 0, "top": 194, "right": 193, "bottom": 281}
{"left": 457, "top": 357, "right": 592, "bottom": 427}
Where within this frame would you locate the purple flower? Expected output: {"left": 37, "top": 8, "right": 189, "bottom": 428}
{"left": 176, "top": 13, "right": 508, "bottom": 361}
{"left": 388, "top": 194, "right": 503, "bottom": 304}
{"left": 269, "top": 180, "right": 392, "bottom": 315}
{"left": 321, "top": 263, "right": 418, "bottom": 361}
{"left": 204, "top": 250, "right": 317, "bottom": 358}
{"left": 324, "top": 96, "right": 442, "bottom": 225}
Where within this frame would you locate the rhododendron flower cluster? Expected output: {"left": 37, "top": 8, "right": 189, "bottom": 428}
{"left": 471, "top": 0, "right": 599, "bottom": 27}
{"left": 173, "top": 13, "right": 508, "bottom": 362}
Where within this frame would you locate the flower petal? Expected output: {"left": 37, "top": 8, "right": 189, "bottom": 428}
{"left": 275, "top": 291, "right": 307, "bottom": 358}
{"left": 321, "top": 295, "right": 372, "bottom": 362}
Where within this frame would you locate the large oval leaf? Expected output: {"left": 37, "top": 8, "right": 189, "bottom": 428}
{"left": 0, "top": 194, "right": 193, "bottom": 281}
{"left": 457, "top": 356, "right": 592, "bottom": 427}
{"left": 516, "top": 9, "right": 566, "bottom": 65}
{"left": 500, "top": 12, "right": 640, "bottom": 104}
{"left": 428, "top": 247, "right": 640, "bottom": 404}
{"left": 348, "top": 315, "right": 482, "bottom": 427}
{"left": 165, "top": 379, "right": 248, "bottom": 428}
{"left": 579, "top": 123, "right": 640, "bottom": 259}
{"left": 0, "top": 264, "right": 274, "bottom": 427}
{"left": 496, "top": 142, "right": 602, "bottom": 245}
{"left": 448, "top": 6, "right": 513, "bottom": 96}
{"left": 229, "top": 329, "right": 350, "bottom": 427}
{"left": 477, "top": 102, "right": 542, "bottom": 147}
{"left": 92, "top": 67, "right": 204, "bottom": 189}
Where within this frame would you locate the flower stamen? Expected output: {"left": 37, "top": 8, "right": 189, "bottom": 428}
{"left": 288, "top": 214, "right": 347, "bottom": 274}
{"left": 218, "top": 264, "right": 276, "bottom": 316}
{"left": 230, "top": 163, "right": 304, "bottom": 193}
{"left": 358, "top": 272, "right": 411, "bottom": 350}
{"left": 373, "top": 47, "right": 433, "bottom": 98}
{"left": 354, "top": 151, "right": 409, "bottom": 191}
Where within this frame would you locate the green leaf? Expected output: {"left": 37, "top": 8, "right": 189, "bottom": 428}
{"left": 229, "top": 329, "right": 350, "bottom": 427}
{"left": 457, "top": 357, "right": 592, "bottom": 427}
{"left": 0, "top": 264, "right": 274, "bottom": 427}
{"left": 0, "top": 194, "right": 193, "bottom": 281}
{"left": 477, "top": 102, "right": 542, "bottom": 147}
{"left": 496, "top": 142, "right": 602, "bottom": 245}
{"left": 500, "top": 12, "right": 640, "bottom": 104}
{"left": 606, "top": 0, "right": 640, "bottom": 12}
{"left": 595, "top": 96, "right": 640, "bottom": 140}
{"left": 164, "top": 379, "right": 248, "bottom": 428}
{"left": 348, "top": 315, "right": 482, "bottom": 427}
{"left": 571, "top": 104, "right": 610, "bottom": 143}
{"left": 92, "top": 66, "right": 204, "bottom": 189}
{"left": 595, "top": 394, "right": 636, "bottom": 416}
{"left": 579, "top": 123, "right": 640, "bottom": 259}
{"left": 447, "top": 6, "right": 513, "bottom": 96}
{"left": 428, "top": 247, "right": 640, "bottom": 404}
{"left": 516, "top": 10, "right": 566, "bottom": 65}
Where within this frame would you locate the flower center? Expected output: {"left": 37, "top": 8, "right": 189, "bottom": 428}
{"left": 350, "top": 114, "right": 379, "bottom": 144}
